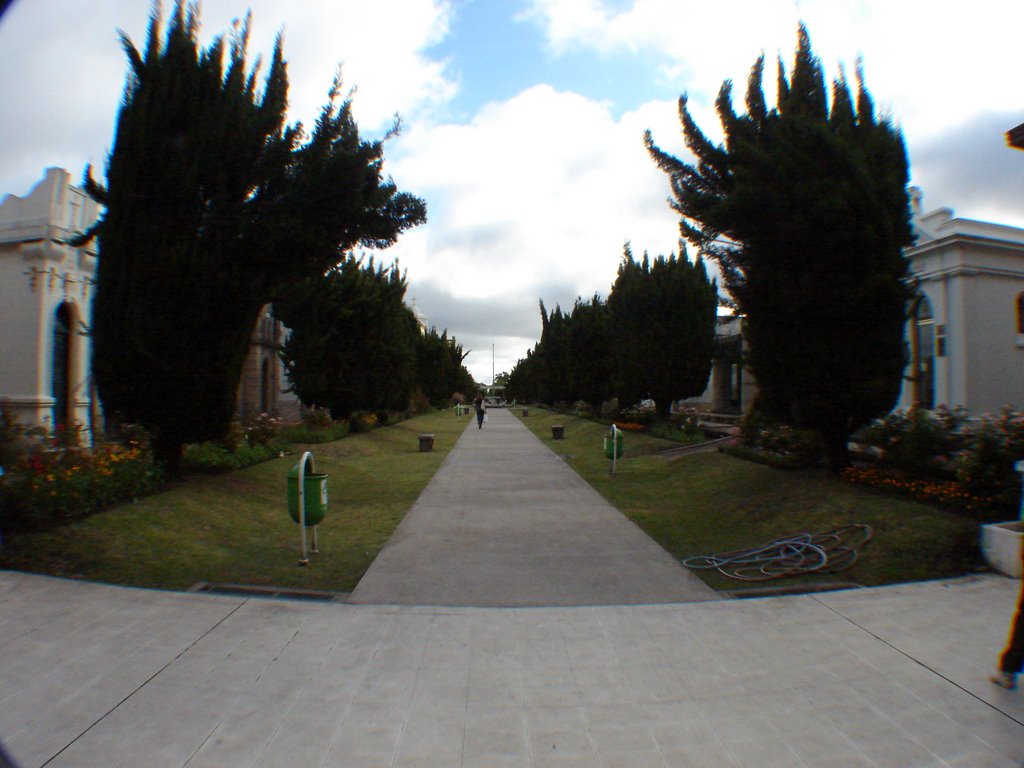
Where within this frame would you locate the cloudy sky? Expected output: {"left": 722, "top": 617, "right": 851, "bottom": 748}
{"left": 2, "top": 0, "right": 1022, "bottom": 383}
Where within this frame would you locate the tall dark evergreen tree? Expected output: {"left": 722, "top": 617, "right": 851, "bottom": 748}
{"left": 414, "top": 328, "right": 476, "bottom": 406}
{"left": 535, "top": 301, "right": 572, "bottom": 405}
{"left": 607, "top": 245, "right": 717, "bottom": 419}
{"left": 566, "top": 295, "right": 616, "bottom": 413}
{"left": 506, "top": 345, "right": 543, "bottom": 404}
{"left": 274, "top": 256, "right": 419, "bottom": 419}
{"left": 645, "top": 25, "right": 914, "bottom": 468}
{"left": 78, "top": 2, "right": 425, "bottom": 472}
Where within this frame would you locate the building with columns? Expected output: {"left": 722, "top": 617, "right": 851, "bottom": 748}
{"left": 690, "top": 191, "right": 1024, "bottom": 418}
{"left": 898, "top": 189, "right": 1024, "bottom": 414}
{"left": 0, "top": 168, "right": 100, "bottom": 438}
{"left": 0, "top": 168, "right": 300, "bottom": 440}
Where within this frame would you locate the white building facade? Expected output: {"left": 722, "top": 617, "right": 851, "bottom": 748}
{"left": 0, "top": 168, "right": 99, "bottom": 438}
{"left": 898, "top": 190, "right": 1024, "bottom": 414}
{"left": 0, "top": 168, "right": 304, "bottom": 442}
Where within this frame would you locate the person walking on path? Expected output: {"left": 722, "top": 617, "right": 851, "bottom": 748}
{"left": 473, "top": 392, "right": 486, "bottom": 429}
{"left": 990, "top": 542, "right": 1024, "bottom": 690}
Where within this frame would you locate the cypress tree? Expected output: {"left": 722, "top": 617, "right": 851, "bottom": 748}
{"left": 607, "top": 244, "right": 717, "bottom": 419}
{"left": 79, "top": 2, "right": 425, "bottom": 473}
{"left": 274, "top": 256, "right": 419, "bottom": 419}
{"left": 566, "top": 295, "right": 616, "bottom": 414}
{"left": 645, "top": 25, "right": 914, "bottom": 468}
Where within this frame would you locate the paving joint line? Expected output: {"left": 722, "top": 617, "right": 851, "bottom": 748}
{"left": 810, "top": 594, "right": 1024, "bottom": 729}
{"left": 40, "top": 598, "right": 250, "bottom": 767}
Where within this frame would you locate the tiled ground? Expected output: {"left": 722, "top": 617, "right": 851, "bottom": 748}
{"left": 1, "top": 571, "right": 1021, "bottom": 767}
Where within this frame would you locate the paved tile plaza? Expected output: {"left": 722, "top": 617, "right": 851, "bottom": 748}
{"left": 1, "top": 410, "right": 1022, "bottom": 766}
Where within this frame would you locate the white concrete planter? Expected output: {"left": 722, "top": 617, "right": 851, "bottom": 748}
{"left": 980, "top": 521, "right": 1022, "bottom": 578}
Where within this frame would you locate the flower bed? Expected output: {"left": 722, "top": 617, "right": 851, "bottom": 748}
{"left": 613, "top": 422, "right": 647, "bottom": 432}
{"left": 842, "top": 466, "right": 997, "bottom": 517}
{"left": 0, "top": 443, "right": 161, "bottom": 532}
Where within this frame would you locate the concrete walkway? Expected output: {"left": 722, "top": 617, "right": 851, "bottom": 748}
{"left": 1, "top": 571, "right": 1022, "bottom": 767}
{"left": 1, "top": 410, "right": 1023, "bottom": 767}
{"left": 349, "top": 408, "right": 717, "bottom": 606}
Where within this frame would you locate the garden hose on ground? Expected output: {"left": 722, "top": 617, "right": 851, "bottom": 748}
{"left": 682, "top": 524, "right": 874, "bottom": 581}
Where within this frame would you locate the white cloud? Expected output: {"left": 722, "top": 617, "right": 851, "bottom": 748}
{"left": 387, "top": 85, "right": 683, "bottom": 300}
{"left": 381, "top": 84, "right": 696, "bottom": 380}
{"left": 522, "top": 0, "right": 1024, "bottom": 143}
{"left": 0, "top": 0, "right": 455, "bottom": 197}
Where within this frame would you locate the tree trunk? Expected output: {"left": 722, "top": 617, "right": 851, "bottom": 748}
{"left": 151, "top": 431, "right": 184, "bottom": 480}
{"left": 823, "top": 428, "right": 851, "bottom": 473}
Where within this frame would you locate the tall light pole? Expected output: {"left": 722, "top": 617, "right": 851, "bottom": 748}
{"left": 492, "top": 343, "right": 495, "bottom": 385}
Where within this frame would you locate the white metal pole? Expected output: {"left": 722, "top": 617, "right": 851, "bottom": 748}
{"left": 298, "top": 451, "right": 311, "bottom": 566}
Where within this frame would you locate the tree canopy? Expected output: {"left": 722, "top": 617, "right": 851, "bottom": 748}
{"left": 79, "top": 1, "right": 425, "bottom": 471}
{"left": 506, "top": 246, "right": 716, "bottom": 418}
{"left": 274, "top": 256, "right": 420, "bottom": 419}
{"left": 645, "top": 25, "right": 914, "bottom": 468}
{"left": 608, "top": 245, "right": 717, "bottom": 419}
{"left": 276, "top": 257, "right": 475, "bottom": 416}
{"left": 415, "top": 328, "right": 477, "bottom": 407}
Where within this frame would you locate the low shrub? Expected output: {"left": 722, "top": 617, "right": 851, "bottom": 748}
{"left": 302, "top": 408, "right": 334, "bottom": 430}
{"left": 669, "top": 406, "right": 703, "bottom": 435}
{"left": 573, "top": 401, "right": 594, "bottom": 418}
{"left": 720, "top": 443, "right": 804, "bottom": 470}
{"left": 734, "top": 410, "right": 824, "bottom": 468}
{"left": 861, "top": 405, "right": 967, "bottom": 477}
{"left": 0, "top": 442, "right": 161, "bottom": 532}
{"left": 349, "top": 412, "right": 378, "bottom": 434}
{"left": 408, "top": 388, "right": 431, "bottom": 415}
{"left": 620, "top": 402, "right": 658, "bottom": 427}
{"left": 182, "top": 440, "right": 282, "bottom": 473}
{"left": 955, "top": 407, "right": 1024, "bottom": 514}
{"left": 0, "top": 404, "right": 35, "bottom": 470}
{"left": 244, "top": 413, "right": 281, "bottom": 447}
{"left": 278, "top": 420, "right": 350, "bottom": 444}
{"left": 647, "top": 421, "right": 706, "bottom": 444}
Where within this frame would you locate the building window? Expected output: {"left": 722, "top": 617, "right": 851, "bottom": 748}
{"left": 1017, "top": 292, "right": 1024, "bottom": 335}
{"left": 910, "top": 295, "right": 935, "bottom": 409}
{"left": 51, "top": 303, "right": 73, "bottom": 430}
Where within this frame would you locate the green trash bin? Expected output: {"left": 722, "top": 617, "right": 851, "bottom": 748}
{"left": 603, "top": 429, "right": 624, "bottom": 460}
{"left": 287, "top": 463, "right": 328, "bottom": 526}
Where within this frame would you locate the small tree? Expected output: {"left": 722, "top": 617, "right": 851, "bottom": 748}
{"left": 274, "top": 256, "right": 419, "bottom": 419}
{"left": 607, "top": 245, "right": 717, "bottom": 420}
{"left": 79, "top": 2, "right": 425, "bottom": 473}
{"left": 645, "top": 25, "right": 914, "bottom": 468}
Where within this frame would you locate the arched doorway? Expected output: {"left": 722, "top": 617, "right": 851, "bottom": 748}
{"left": 51, "top": 303, "right": 74, "bottom": 431}
{"left": 910, "top": 294, "right": 935, "bottom": 408}
{"left": 260, "top": 357, "right": 271, "bottom": 414}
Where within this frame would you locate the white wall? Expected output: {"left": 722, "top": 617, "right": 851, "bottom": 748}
{"left": 0, "top": 168, "right": 99, "bottom": 435}
{"left": 898, "top": 201, "right": 1024, "bottom": 414}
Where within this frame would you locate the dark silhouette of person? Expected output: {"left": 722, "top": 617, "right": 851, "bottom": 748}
{"left": 473, "top": 393, "right": 486, "bottom": 429}
{"left": 991, "top": 548, "right": 1024, "bottom": 690}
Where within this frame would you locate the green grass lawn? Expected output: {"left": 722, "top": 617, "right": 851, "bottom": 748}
{"left": 0, "top": 407, "right": 983, "bottom": 596}
{"left": 0, "top": 410, "right": 469, "bottom": 593}
{"left": 516, "top": 409, "right": 981, "bottom": 592}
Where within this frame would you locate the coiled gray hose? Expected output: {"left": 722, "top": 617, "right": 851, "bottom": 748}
{"left": 682, "top": 524, "right": 874, "bottom": 581}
